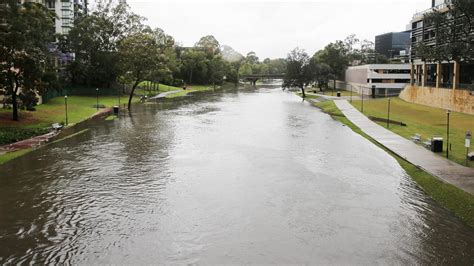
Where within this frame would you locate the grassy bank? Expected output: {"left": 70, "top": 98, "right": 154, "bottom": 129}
{"left": 165, "top": 85, "right": 217, "bottom": 98}
{"left": 350, "top": 97, "right": 473, "bottom": 167}
{"left": 313, "top": 100, "right": 474, "bottom": 228}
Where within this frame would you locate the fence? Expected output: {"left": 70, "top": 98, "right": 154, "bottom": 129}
{"left": 333, "top": 81, "right": 401, "bottom": 97}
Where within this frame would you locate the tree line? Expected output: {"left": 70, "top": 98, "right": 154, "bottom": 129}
{"left": 283, "top": 34, "right": 385, "bottom": 97}
{"left": 0, "top": 1, "right": 286, "bottom": 121}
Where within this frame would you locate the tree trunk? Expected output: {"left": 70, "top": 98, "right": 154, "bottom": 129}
{"left": 12, "top": 90, "right": 18, "bottom": 121}
{"left": 301, "top": 87, "right": 306, "bottom": 98}
{"left": 128, "top": 81, "right": 139, "bottom": 110}
{"left": 189, "top": 70, "right": 193, "bottom": 84}
{"left": 12, "top": 78, "right": 20, "bottom": 121}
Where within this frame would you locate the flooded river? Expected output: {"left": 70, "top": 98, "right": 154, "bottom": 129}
{"left": 0, "top": 86, "right": 473, "bottom": 264}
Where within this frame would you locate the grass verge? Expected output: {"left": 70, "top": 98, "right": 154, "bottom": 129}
{"left": 351, "top": 97, "right": 473, "bottom": 168}
{"left": 313, "top": 99, "right": 474, "bottom": 228}
{"left": 0, "top": 148, "right": 33, "bottom": 165}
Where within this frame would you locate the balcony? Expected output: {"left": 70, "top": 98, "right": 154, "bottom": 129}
{"left": 412, "top": 0, "right": 452, "bottom": 20}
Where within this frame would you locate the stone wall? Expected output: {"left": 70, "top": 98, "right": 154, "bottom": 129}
{"left": 399, "top": 86, "right": 474, "bottom": 114}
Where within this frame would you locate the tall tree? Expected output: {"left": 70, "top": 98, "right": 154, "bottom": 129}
{"left": 0, "top": 1, "right": 55, "bottom": 121}
{"left": 283, "top": 48, "right": 312, "bottom": 98}
{"left": 62, "top": 2, "right": 144, "bottom": 88}
{"left": 313, "top": 42, "right": 349, "bottom": 90}
{"left": 195, "top": 35, "right": 220, "bottom": 57}
{"left": 118, "top": 31, "right": 161, "bottom": 110}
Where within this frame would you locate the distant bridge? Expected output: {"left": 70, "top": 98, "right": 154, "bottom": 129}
{"left": 241, "top": 74, "right": 285, "bottom": 86}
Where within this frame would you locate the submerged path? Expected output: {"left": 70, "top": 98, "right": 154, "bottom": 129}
{"left": 335, "top": 99, "right": 474, "bottom": 195}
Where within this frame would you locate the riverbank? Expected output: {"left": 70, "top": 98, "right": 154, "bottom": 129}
{"left": 0, "top": 83, "right": 227, "bottom": 164}
{"left": 309, "top": 98, "right": 474, "bottom": 228}
{"left": 350, "top": 97, "right": 473, "bottom": 168}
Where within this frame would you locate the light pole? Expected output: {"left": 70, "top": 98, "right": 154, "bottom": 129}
{"left": 349, "top": 84, "right": 353, "bottom": 103}
{"left": 96, "top": 88, "right": 99, "bottom": 111}
{"left": 446, "top": 110, "right": 450, "bottom": 159}
{"left": 387, "top": 98, "right": 391, "bottom": 128}
{"left": 466, "top": 131, "right": 472, "bottom": 166}
{"left": 361, "top": 86, "right": 364, "bottom": 113}
{"left": 64, "top": 95, "right": 68, "bottom": 126}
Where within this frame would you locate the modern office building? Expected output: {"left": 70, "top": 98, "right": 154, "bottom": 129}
{"left": 375, "top": 31, "right": 411, "bottom": 59}
{"left": 345, "top": 64, "right": 411, "bottom": 97}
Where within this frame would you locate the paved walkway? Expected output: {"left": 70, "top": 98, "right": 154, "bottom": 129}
{"left": 334, "top": 100, "right": 474, "bottom": 195}
{"left": 306, "top": 92, "right": 363, "bottom": 101}
{"left": 150, "top": 90, "right": 182, "bottom": 100}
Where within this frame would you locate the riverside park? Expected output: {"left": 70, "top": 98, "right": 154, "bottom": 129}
{"left": 1, "top": 0, "right": 474, "bottom": 264}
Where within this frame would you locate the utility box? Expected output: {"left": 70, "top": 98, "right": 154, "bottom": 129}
{"left": 431, "top": 137, "right": 443, "bottom": 153}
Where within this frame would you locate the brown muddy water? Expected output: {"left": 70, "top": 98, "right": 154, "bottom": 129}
{"left": 0, "top": 86, "right": 473, "bottom": 264}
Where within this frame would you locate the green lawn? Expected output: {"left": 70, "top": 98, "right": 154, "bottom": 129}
{"left": 350, "top": 97, "right": 474, "bottom": 167}
{"left": 314, "top": 100, "right": 474, "bottom": 228}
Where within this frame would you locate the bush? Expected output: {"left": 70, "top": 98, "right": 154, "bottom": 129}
{"left": 0, "top": 127, "right": 50, "bottom": 145}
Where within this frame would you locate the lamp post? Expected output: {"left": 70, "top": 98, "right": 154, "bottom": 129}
{"left": 96, "top": 88, "right": 99, "bottom": 111}
{"left": 361, "top": 86, "right": 364, "bottom": 113}
{"left": 446, "top": 110, "right": 450, "bottom": 159}
{"left": 387, "top": 98, "right": 391, "bottom": 128}
{"left": 466, "top": 131, "right": 472, "bottom": 166}
{"left": 64, "top": 95, "right": 68, "bottom": 126}
{"left": 349, "top": 84, "right": 353, "bottom": 103}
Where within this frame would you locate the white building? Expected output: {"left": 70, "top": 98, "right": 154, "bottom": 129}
{"left": 21, "top": 0, "right": 87, "bottom": 34}
{"left": 345, "top": 64, "right": 411, "bottom": 97}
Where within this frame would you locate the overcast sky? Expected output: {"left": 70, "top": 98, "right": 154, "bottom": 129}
{"left": 125, "top": 0, "right": 430, "bottom": 59}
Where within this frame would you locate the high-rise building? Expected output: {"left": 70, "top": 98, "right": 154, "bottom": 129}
{"left": 20, "top": 0, "right": 87, "bottom": 34}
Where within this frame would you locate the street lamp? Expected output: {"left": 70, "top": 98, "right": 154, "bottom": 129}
{"left": 96, "top": 88, "right": 99, "bottom": 111}
{"left": 387, "top": 98, "right": 391, "bottom": 128}
{"left": 446, "top": 110, "right": 451, "bottom": 159}
{"left": 64, "top": 95, "right": 68, "bottom": 126}
{"left": 361, "top": 86, "right": 364, "bottom": 113}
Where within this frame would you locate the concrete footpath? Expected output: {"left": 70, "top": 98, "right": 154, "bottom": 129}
{"left": 334, "top": 100, "right": 474, "bottom": 195}
{"left": 150, "top": 89, "right": 182, "bottom": 99}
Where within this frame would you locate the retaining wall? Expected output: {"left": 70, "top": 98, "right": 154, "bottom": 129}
{"left": 399, "top": 86, "right": 474, "bottom": 115}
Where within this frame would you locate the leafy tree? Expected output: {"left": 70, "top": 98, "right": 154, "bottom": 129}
{"left": 238, "top": 62, "right": 253, "bottom": 76}
{"left": 283, "top": 48, "right": 313, "bottom": 98}
{"left": 195, "top": 35, "right": 220, "bottom": 57}
{"left": 180, "top": 49, "right": 208, "bottom": 84}
{"left": 208, "top": 55, "right": 225, "bottom": 87}
{"left": 245, "top": 51, "right": 259, "bottom": 64}
{"left": 62, "top": 3, "right": 144, "bottom": 88}
{"left": 313, "top": 42, "right": 349, "bottom": 90}
{"left": 0, "top": 1, "right": 55, "bottom": 121}
{"left": 118, "top": 31, "right": 161, "bottom": 110}
{"left": 312, "top": 63, "right": 333, "bottom": 91}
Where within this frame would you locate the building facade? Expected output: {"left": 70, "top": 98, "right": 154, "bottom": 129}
{"left": 375, "top": 31, "right": 411, "bottom": 59}
{"left": 20, "top": 0, "right": 87, "bottom": 34}
{"left": 345, "top": 64, "right": 411, "bottom": 97}
{"left": 410, "top": 0, "right": 473, "bottom": 90}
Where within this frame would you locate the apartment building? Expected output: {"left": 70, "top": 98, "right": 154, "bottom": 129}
{"left": 20, "top": 0, "right": 87, "bottom": 34}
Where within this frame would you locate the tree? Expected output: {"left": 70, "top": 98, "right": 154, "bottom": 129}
{"left": 62, "top": 2, "right": 144, "bottom": 88}
{"left": 195, "top": 35, "right": 220, "bottom": 57}
{"left": 245, "top": 51, "right": 259, "bottom": 64}
{"left": 0, "top": 1, "right": 55, "bottom": 121}
{"left": 313, "top": 42, "right": 349, "bottom": 91}
{"left": 118, "top": 31, "right": 161, "bottom": 110}
{"left": 180, "top": 49, "right": 208, "bottom": 84}
{"left": 283, "top": 48, "right": 312, "bottom": 98}
{"left": 313, "top": 63, "right": 333, "bottom": 91}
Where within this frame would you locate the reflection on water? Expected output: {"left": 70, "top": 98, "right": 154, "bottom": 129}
{"left": 0, "top": 86, "right": 473, "bottom": 264}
